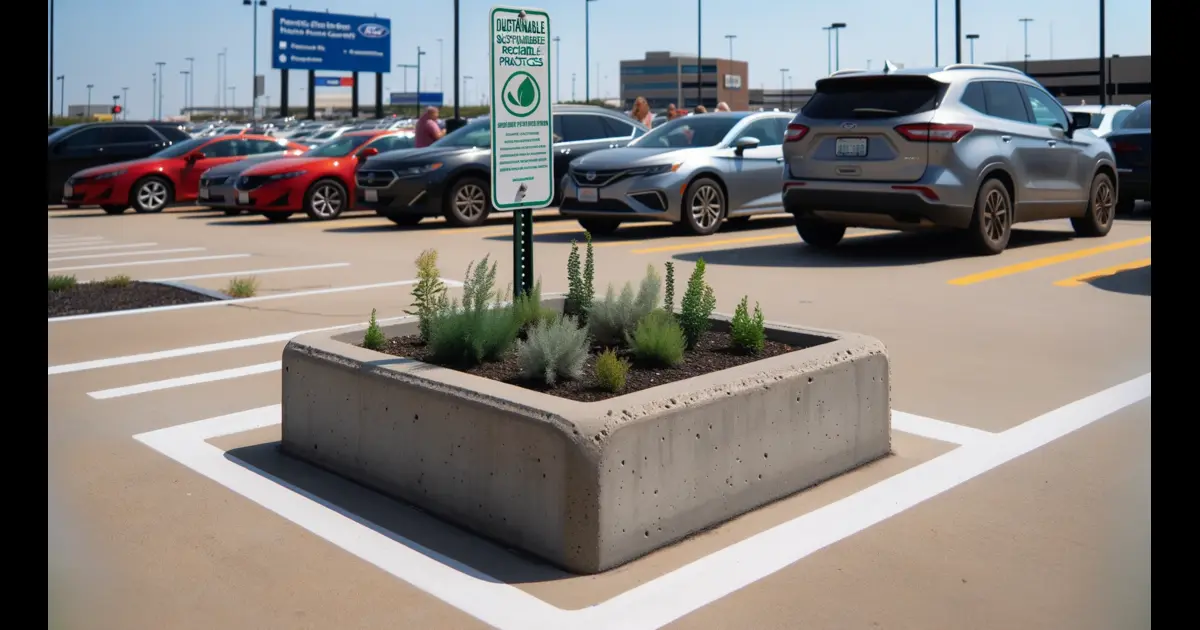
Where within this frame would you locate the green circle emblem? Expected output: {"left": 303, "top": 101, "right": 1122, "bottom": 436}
{"left": 500, "top": 71, "right": 541, "bottom": 118}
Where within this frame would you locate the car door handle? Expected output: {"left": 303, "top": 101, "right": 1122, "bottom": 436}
{"left": 1046, "top": 140, "right": 1057, "bottom": 147}
{"left": 1000, "top": 135, "right": 1012, "bottom": 142}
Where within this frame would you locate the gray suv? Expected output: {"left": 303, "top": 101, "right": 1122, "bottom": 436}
{"left": 781, "top": 64, "right": 1118, "bottom": 255}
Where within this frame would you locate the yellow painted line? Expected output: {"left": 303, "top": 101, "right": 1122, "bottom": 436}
{"left": 1054, "top": 258, "right": 1150, "bottom": 287}
{"left": 947, "top": 236, "right": 1151, "bottom": 286}
{"left": 628, "top": 229, "right": 883, "bottom": 255}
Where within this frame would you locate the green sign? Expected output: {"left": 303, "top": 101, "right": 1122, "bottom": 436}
{"left": 489, "top": 6, "right": 553, "bottom": 210}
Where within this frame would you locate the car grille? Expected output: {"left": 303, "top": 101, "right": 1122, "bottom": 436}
{"left": 201, "top": 176, "right": 229, "bottom": 187}
{"left": 570, "top": 168, "right": 629, "bottom": 187}
{"left": 235, "top": 175, "right": 270, "bottom": 190}
{"left": 356, "top": 170, "right": 397, "bottom": 188}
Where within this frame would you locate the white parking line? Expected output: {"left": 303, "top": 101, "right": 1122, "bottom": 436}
{"left": 89, "top": 361, "right": 282, "bottom": 399}
{"left": 48, "top": 236, "right": 103, "bottom": 243}
{"left": 49, "top": 247, "right": 206, "bottom": 262}
{"left": 49, "top": 279, "right": 429, "bottom": 323}
{"left": 150, "top": 262, "right": 351, "bottom": 282}
{"left": 134, "top": 374, "right": 1151, "bottom": 630}
{"left": 47, "top": 242, "right": 158, "bottom": 254}
{"left": 891, "top": 411, "right": 996, "bottom": 445}
{"left": 49, "top": 254, "right": 253, "bottom": 273}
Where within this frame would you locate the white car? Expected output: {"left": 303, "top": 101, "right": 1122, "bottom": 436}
{"left": 303, "top": 125, "right": 354, "bottom": 146}
{"left": 1065, "top": 104, "right": 1135, "bottom": 137}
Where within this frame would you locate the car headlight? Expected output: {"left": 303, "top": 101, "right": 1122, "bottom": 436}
{"left": 398, "top": 162, "right": 443, "bottom": 177}
{"left": 268, "top": 170, "right": 306, "bottom": 181}
{"left": 629, "top": 163, "right": 680, "bottom": 176}
{"left": 94, "top": 169, "right": 127, "bottom": 180}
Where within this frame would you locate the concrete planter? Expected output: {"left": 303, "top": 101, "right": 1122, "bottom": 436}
{"left": 280, "top": 297, "right": 890, "bottom": 574}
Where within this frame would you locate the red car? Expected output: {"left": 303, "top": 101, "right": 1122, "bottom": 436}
{"left": 231, "top": 130, "right": 415, "bottom": 221}
{"left": 63, "top": 135, "right": 308, "bottom": 215}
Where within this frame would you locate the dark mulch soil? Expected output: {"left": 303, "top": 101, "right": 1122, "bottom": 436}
{"left": 371, "top": 330, "right": 811, "bottom": 402}
{"left": 48, "top": 281, "right": 220, "bottom": 317}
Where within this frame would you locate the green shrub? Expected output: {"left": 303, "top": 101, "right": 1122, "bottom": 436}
{"left": 513, "top": 278, "right": 557, "bottom": 332}
{"left": 405, "top": 249, "right": 448, "bottom": 343}
{"left": 225, "top": 276, "right": 259, "bottom": 298}
{"left": 461, "top": 255, "right": 498, "bottom": 312}
{"left": 363, "top": 308, "right": 387, "bottom": 350}
{"left": 730, "top": 296, "right": 766, "bottom": 354}
{"left": 664, "top": 261, "right": 675, "bottom": 314}
{"left": 48, "top": 275, "right": 77, "bottom": 292}
{"left": 629, "top": 309, "right": 686, "bottom": 367}
{"left": 587, "top": 265, "right": 660, "bottom": 346}
{"left": 678, "top": 258, "right": 717, "bottom": 349}
{"left": 516, "top": 314, "right": 590, "bottom": 385}
{"left": 565, "top": 231, "right": 596, "bottom": 320}
{"left": 425, "top": 255, "right": 520, "bottom": 366}
{"left": 102, "top": 274, "right": 132, "bottom": 288}
{"left": 594, "top": 348, "right": 630, "bottom": 393}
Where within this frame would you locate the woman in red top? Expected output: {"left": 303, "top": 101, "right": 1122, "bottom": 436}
{"left": 630, "top": 97, "right": 653, "bottom": 128}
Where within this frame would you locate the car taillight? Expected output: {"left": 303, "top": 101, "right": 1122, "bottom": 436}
{"left": 784, "top": 123, "right": 809, "bottom": 142}
{"left": 894, "top": 123, "right": 973, "bottom": 142}
{"left": 1108, "top": 141, "right": 1140, "bottom": 153}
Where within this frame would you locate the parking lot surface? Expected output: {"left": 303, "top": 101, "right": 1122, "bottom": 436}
{"left": 48, "top": 205, "right": 1150, "bottom": 629}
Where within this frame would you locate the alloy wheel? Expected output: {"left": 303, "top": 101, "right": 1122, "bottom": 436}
{"left": 690, "top": 185, "right": 722, "bottom": 230}
{"left": 1093, "top": 179, "right": 1114, "bottom": 226}
{"left": 455, "top": 184, "right": 487, "bottom": 220}
{"left": 311, "top": 184, "right": 343, "bottom": 218}
{"left": 981, "top": 188, "right": 1009, "bottom": 242}
{"left": 138, "top": 180, "right": 168, "bottom": 210}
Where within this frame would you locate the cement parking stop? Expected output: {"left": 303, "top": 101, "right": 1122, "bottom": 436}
{"left": 48, "top": 205, "right": 1149, "bottom": 630}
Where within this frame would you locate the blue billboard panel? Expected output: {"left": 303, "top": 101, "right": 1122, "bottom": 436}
{"left": 390, "top": 92, "right": 446, "bottom": 106}
{"left": 271, "top": 8, "right": 391, "bottom": 74}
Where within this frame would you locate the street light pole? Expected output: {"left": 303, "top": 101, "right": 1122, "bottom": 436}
{"left": 229, "top": 86, "right": 237, "bottom": 113}
{"left": 463, "top": 75, "right": 472, "bottom": 108}
{"left": 552, "top": 36, "right": 561, "bottom": 103}
{"left": 57, "top": 76, "right": 65, "bottom": 119}
{"left": 86, "top": 84, "right": 93, "bottom": 119}
{"left": 830, "top": 23, "right": 847, "bottom": 72}
{"left": 436, "top": 38, "right": 444, "bottom": 94}
{"left": 151, "top": 73, "right": 156, "bottom": 119}
{"left": 185, "top": 57, "right": 195, "bottom": 112}
{"left": 1098, "top": 0, "right": 1107, "bottom": 106}
{"left": 966, "top": 34, "right": 979, "bottom": 64}
{"left": 121, "top": 87, "right": 129, "bottom": 120}
{"left": 696, "top": 0, "right": 702, "bottom": 107}
{"left": 181, "top": 71, "right": 190, "bottom": 117}
{"left": 954, "top": 0, "right": 962, "bottom": 62}
{"left": 416, "top": 46, "right": 426, "bottom": 110}
{"left": 725, "top": 34, "right": 736, "bottom": 64}
{"left": 934, "top": 0, "right": 939, "bottom": 66}
{"left": 822, "top": 26, "right": 832, "bottom": 75}
{"left": 453, "top": 0, "right": 460, "bottom": 119}
{"left": 243, "top": 0, "right": 268, "bottom": 120}
{"left": 221, "top": 47, "right": 228, "bottom": 112}
{"left": 779, "top": 68, "right": 788, "bottom": 111}
{"left": 571, "top": 73, "right": 576, "bottom": 101}
{"left": 585, "top": 0, "right": 597, "bottom": 103}
{"left": 1019, "top": 18, "right": 1033, "bottom": 74}
{"left": 49, "top": 0, "right": 55, "bottom": 125}
{"left": 155, "top": 62, "right": 166, "bottom": 120}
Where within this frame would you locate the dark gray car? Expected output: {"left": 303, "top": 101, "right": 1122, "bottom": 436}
{"left": 198, "top": 148, "right": 305, "bottom": 214}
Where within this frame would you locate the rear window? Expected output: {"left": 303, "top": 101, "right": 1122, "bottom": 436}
{"left": 1122, "top": 102, "right": 1150, "bottom": 129}
{"left": 802, "top": 77, "right": 944, "bottom": 120}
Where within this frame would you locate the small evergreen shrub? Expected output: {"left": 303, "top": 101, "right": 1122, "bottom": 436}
{"left": 225, "top": 276, "right": 259, "bottom": 298}
{"left": 594, "top": 348, "right": 630, "bottom": 393}
{"left": 664, "top": 261, "right": 675, "bottom": 314}
{"left": 102, "top": 274, "right": 132, "bottom": 288}
{"left": 678, "top": 258, "right": 717, "bottom": 349}
{"left": 565, "top": 232, "right": 596, "bottom": 320}
{"left": 629, "top": 309, "right": 686, "bottom": 367}
{"left": 363, "top": 308, "right": 387, "bottom": 350}
{"left": 587, "top": 265, "right": 660, "bottom": 346}
{"left": 516, "top": 314, "right": 590, "bottom": 385}
{"left": 48, "top": 275, "right": 77, "bottom": 292}
{"left": 405, "top": 249, "right": 448, "bottom": 343}
{"left": 730, "top": 296, "right": 766, "bottom": 354}
{"left": 425, "top": 255, "right": 521, "bottom": 366}
{"left": 513, "top": 278, "right": 557, "bottom": 332}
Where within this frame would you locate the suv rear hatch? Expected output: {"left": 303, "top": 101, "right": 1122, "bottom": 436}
{"left": 785, "top": 75, "right": 949, "bottom": 183}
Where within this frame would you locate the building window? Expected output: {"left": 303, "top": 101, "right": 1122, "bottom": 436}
{"left": 624, "top": 82, "right": 679, "bottom": 91}
{"left": 680, "top": 82, "right": 718, "bottom": 89}
{"left": 680, "top": 65, "right": 719, "bottom": 74}
{"left": 620, "top": 65, "right": 679, "bottom": 76}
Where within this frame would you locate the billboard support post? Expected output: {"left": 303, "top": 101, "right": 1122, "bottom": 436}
{"left": 307, "top": 70, "right": 315, "bottom": 119}
{"left": 351, "top": 71, "right": 360, "bottom": 118}
{"left": 375, "top": 73, "right": 384, "bottom": 117}
{"left": 280, "top": 71, "right": 289, "bottom": 117}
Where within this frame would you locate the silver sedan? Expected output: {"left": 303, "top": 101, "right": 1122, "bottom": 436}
{"left": 558, "top": 111, "right": 795, "bottom": 235}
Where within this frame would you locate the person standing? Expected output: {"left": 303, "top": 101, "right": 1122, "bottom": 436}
{"left": 630, "top": 96, "right": 654, "bottom": 128}
{"left": 692, "top": 105, "right": 707, "bottom": 115}
{"left": 715, "top": 102, "right": 731, "bottom": 112}
{"left": 414, "top": 106, "right": 444, "bottom": 148}
{"left": 666, "top": 103, "right": 679, "bottom": 120}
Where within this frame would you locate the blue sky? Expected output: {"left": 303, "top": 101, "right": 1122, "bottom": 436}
{"left": 47, "top": 0, "right": 1150, "bottom": 118}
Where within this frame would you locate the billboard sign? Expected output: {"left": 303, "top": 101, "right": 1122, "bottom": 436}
{"left": 389, "top": 92, "right": 446, "bottom": 106}
{"left": 271, "top": 8, "right": 391, "bottom": 74}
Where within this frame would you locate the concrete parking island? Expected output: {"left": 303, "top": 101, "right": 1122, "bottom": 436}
{"left": 280, "top": 303, "right": 891, "bottom": 574}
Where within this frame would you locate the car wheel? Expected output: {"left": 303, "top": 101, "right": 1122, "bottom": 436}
{"left": 577, "top": 218, "right": 621, "bottom": 236}
{"left": 130, "top": 176, "right": 172, "bottom": 213}
{"left": 680, "top": 177, "right": 725, "bottom": 236}
{"left": 262, "top": 212, "right": 293, "bottom": 223}
{"left": 101, "top": 205, "right": 127, "bottom": 215}
{"left": 443, "top": 177, "right": 490, "bottom": 227}
{"left": 794, "top": 217, "right": 846, "bottom": 249}
{"left": 385, "top": 214, "right": 423, "bottom": 227}
{"left": 1115, "top": 194, "right": 1136, "bottom": 215}
{"left": 1071, "top": 173, "right": 1116, "bottom": 237}
{"left": 303, "top": 178, "right": 347, "bottom": 221}
{"left": 223, "top": 209, "right": 245, "bottom": 217}
{"left": 964, "top": 178, "right": 1013, "bottom": 255}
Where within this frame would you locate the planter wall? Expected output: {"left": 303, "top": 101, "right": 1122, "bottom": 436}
{"left": 280, "top": 298, "right": 890, "bottom": 574}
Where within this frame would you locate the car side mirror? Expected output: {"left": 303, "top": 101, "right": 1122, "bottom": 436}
{"left": 1069, "top": 111, "right": 1092, "bottom": 132}
{"left": 357, "top": 147, "right": 379, "bottom": 160}
{"left": 187, "top": 152, "right": 206, "bottom": 162}
{"left": 734, "top": 136, "right": 760, "bottom": 155}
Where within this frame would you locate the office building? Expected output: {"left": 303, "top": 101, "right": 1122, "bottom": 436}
{"left": 990, "top": 55, "right": 1150, "bottom": 106}
{"left": 620, "top": 51, "right": 749, "bottom": 112}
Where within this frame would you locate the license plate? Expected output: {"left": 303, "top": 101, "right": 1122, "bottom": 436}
{"left": 364, "top": 189, "right": 378, "bottom": 202}
{"left": 199, "top": 186, "right": 209, "bottom": 199}
{"left": 835, "top": 137, "right": 868, "bottom": 158}
{"left": 237, "top": 191, "right": 249, "bottom": 204}
{"left": 578, "top": 187, "right": 598, "bottom": 203}
{"left": 63, "top": 184, "right": 73, "bottom": 197}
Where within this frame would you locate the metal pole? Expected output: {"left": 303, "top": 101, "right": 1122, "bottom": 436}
{"left": 216, "top": 51, "right": 223, "bottom": 114}
{"left": 572, "top": 73, "right": 576, "bottom": 101}
{"left": 1098, "top": 0, "right": 1106, "bottom": 105}
{"left": 966, "top": 35, "right": 978, "bottom": 64}
{"left": 726, "top": 34, "right": 735, "bottom": 64}
{"left": 222, "top": 47, "right": 228, "bottom": 111}
{"left": 180, "top": 72, "right": 188, "bottom": 116}
{"left": 453, "top": 0, "right": 460, "bottom": 119}
{"left": 823, "top": 26, "right": 832, "bottom": 75}
{"left": 156, "top": 62, "right": 166, "bottom": 120}
{"left": 86, "top": 84, "right": 92, "bottom": 119}
{"left": 151, "top": 74, "right": 156, "bottom": 119}
{"left": 417, "top": 47, "right": 424, "bottom": 111}
{"left": 121, "top": 87, "right": 129, "bottom": 120}
{"left": 1019, "top": 18, "right": 1033, "bottom": 74}
{"left": 696, "top": 0, "right": 702, "bottom": 107}
{"left": 252, "top": 1, "right": 259, "bottom": 120}
{"left": 934, "top": 0, "right": 939, "bottom": 66}
{"left": 954, "top": 0, "right": 962, "bottom": 63}
{"left": 49, "top": 0, "right": 54, "bottom": 125}
{"left": 185, "top": 57, "right": 195, "bottom": 112}
{"left": 585, "top": 0, "right": 593, "bottom": 102}
{"left": 59, "top": 76, "right": 65, "bottom": 118}
{"left": 779, "top": 68, "right": 787, "bottom": 110}
{"left": 437, "top": 37, "right": 444, "bottom": 94}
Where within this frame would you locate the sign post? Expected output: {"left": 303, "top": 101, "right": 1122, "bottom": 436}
{"left": 490, "top": 6, "right": 552, "bottom": 297}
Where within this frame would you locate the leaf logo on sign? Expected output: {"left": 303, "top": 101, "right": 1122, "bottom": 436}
{"left": 500, "top": 71, "right": 540, "bottom": 118}
{"left": 507, "top": 76, "right": 534, "bottom": 108}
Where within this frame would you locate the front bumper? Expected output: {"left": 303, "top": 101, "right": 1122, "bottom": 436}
{"left": 558, "top": 171, "right": 683, "bottom": 222}
{"left": 355, "top": 170, "right": 445, "bottom": 217}
{"left": 782, "top": 180, "right": 973, "bottom": 230}
{"left": 61, "top": 177, "right": 128, "bottom": 205}
{"left": 198, "top": 177, "right": 238, "bottom": 208}
{"left": 231, "top": 180, "right": 303, "bottom": 212}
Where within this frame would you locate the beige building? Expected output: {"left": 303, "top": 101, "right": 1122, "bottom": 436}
{"left": 620, "top": 51, "right": 749, "bottom": 112}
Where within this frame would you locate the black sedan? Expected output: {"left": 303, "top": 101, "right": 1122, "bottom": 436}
{"left": 355, "top": 105, "right": 647, "bottom": 227}
{"left": 1106, "top": 100, "right": 1151, "bottom": 213}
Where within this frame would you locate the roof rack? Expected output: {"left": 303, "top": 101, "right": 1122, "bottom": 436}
{"left": 942, "top": 63, "right": 1025, "bottom": 75}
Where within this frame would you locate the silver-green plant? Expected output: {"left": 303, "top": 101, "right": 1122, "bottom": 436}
{"left": 516, "top": 314, "right": 591, "bottom": 385}
{"left": 586, "top": 265, "right": 660, "bottom": 346}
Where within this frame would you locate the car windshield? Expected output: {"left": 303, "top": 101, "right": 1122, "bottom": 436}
{"left": 152, "top": 137, "right": 210, "bottom": 158}
{"left": 310, "top": 129, "right": 338, "bottom": 140}
{"left": 303, "top": 134, "right": 372, "bottom": 157}
{"left": 1121, "top": 102, "right": 1151, "bottom": 129}
{"left": 433, "top": 119, "right": 491, "bottom": 148}
{"left": 631, "top": 116, "right": 739, "bottom": 148}
{"left": 48, "top": 124, "right": 82, "bottom": 144}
